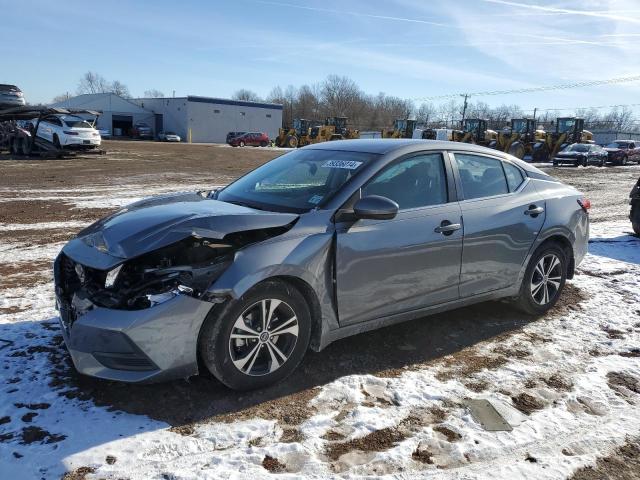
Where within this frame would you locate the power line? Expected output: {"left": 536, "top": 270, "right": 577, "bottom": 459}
{"left": 414, "top": 75, "right": 640, "bottom": 101}
{"left": 524, "top": 102, "right": 640, "bottom": 112}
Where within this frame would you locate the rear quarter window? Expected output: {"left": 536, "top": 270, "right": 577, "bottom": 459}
{"left": 503, "top": 162, "right": 525, "bottom": 192}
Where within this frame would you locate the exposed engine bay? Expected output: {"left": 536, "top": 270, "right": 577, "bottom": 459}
{"left": 56, "top": 225, "right": 292, "bottom": 314}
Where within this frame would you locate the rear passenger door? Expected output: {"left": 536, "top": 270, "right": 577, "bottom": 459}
{"left": 452, "top": 152, "right": 545, "bottom": 297}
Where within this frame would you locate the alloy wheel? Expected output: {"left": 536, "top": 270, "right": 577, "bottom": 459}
{"left": 228, "top": 299, "right": 299, "bottom": 376}
{"left": 530, "top": 254, "right": 563, "bottom": 305}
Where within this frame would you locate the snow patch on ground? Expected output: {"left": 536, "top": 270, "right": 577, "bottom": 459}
{"left": 1, "top": 211, "right": 639, "bottom": 478}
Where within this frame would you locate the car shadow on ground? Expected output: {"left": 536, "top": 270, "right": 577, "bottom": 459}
{"left": 59, "top": 285, "right": 584, "bottom": 427}
{"left": 588, "top": 234, "right": 640, "bottom": 264}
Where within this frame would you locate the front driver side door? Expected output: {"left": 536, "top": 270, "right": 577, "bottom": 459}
{"left": 335, "top": 151, "right": 463, "bottom": 326}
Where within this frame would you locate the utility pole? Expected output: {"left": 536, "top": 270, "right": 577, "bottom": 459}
{"left": 533, "top": 107, "right": 537, "bottom": 123}
{"left": 460, "top": 93, "right": 469, "bottom": 128}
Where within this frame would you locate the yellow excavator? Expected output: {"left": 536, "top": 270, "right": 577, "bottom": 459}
{"left": 308, "top": 116, "right": 359, "bottom": 144}
{"left": 452, "top": 118, "right": 497, "bottom": 146}
{"left": 381, "top": 119, "right": 416, "bottom": 139}
{"left": 533, "top": 117, "right": 593, "bottom": 162}
{"left": 490, "top": 118, "right": 546, "bottom": 160}
{"left": 274, "top": 118, "right": 315, "bottom": 148}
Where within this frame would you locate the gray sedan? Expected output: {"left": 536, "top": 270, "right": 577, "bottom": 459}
{"left": 54, "top": 140, "right": 590, "bottom": 389}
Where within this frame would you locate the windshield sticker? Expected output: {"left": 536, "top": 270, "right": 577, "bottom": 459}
{"left": 321, "top": 160, "right": 363, "bottom": 170}
{"left": 308, "top": 194, "right": 323, "bottom": 205}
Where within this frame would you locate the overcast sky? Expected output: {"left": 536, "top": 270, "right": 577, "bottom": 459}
{"left": 3, "top": 0, "right": 639, "bottom": 114}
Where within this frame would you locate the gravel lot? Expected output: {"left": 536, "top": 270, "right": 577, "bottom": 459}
{"left": 0, "top": 141, "right": 639, "bottom": 479}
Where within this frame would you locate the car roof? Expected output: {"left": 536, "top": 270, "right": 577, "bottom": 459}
{"left": 304, "top": 139, "right": 497, "bottom": 155}
{"left": 302, "top": 139, "right": 548, "bottom": 176}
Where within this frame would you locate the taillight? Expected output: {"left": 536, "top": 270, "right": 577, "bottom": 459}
{"left": 577, "top": 198, "right": 591, "bottom": 212}
{"left": 63, "top": 131, "right": 78, "bottom": 135}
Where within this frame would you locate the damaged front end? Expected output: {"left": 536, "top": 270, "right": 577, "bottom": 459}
{"left": 57, "top": 237, "right": 233, "bottom": 314}
{"left": 53, "top": 192, "right": 298, "bottom": 381}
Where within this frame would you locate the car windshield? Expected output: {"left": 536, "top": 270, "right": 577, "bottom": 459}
{"left": 63, "top": 116, "right": 93, "bottom": 128}
{"left": 165, "top": 131, "right": 176, "bottom": 135}
{"left": 606, "top": 142, "right": 629, "bottom": 148}
{"left": 564, "top": 144, "right": 589, "bottom": 152}
{"left": 217, "top": 149, "right": 377, "bottom": 213}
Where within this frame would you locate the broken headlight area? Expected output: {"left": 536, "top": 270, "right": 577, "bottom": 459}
{"left": 58, "top": 237, "right": 234, "bottom": 312}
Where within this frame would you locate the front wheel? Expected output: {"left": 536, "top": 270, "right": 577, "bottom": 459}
{"left": 199, "top": 280, "right": 311, "bottom": 391}
{"left": 239, "top": 141, "right": 245, "bottom": 147}
{"left": 513, "top": 243, "right": 567, "bottom": 315}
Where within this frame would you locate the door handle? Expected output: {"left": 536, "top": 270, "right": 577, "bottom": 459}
{"left": 434, "top": 221, "right": 462, "bottom": 235}
{"left": 524, "top": 205, "right": 544, "bottom": 216}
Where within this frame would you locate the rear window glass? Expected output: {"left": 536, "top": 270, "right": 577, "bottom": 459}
{"left": 503, "top": 162, "right": 525, "bottom": 192}
{"left": 455, "top": 154, "right": 508, "bottom": 200}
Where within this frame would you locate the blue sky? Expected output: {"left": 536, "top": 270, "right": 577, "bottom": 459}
{"left": 3, "top": 0, "right": 639, "bottom": 114}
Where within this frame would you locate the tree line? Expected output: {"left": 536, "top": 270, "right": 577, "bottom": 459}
{"left": 51, "top": 72, "right": 638, "bottom": 132}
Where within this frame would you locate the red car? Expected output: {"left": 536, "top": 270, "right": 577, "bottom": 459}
{"left": 230, "top": 132, "right": 269, "bottom": 147}
{"left": 604, "top": 140, "right": 640, "bottom": 166}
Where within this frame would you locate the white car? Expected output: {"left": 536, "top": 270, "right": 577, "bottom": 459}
{"left": 36, "top": 114, "right": 101, "bottom": 149}
{"left": 158, "top": 131, "right": 181, "bottom": 142}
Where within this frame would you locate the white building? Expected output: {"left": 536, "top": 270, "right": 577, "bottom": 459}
{"left": 51, "top": 93, "right": 283, "bottom": 143}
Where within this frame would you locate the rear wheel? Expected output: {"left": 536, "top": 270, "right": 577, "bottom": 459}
{"left": 513, "top": 243, "right": 567, "bottom": 315}
{"left": 20, "top": 138, "right": 30, "bottom": 156}
{"left": 199, "top": 280, "right": 311, "bottom": 391}
{"left": 11, "top": 139, "right": 21, "bottom": 156}
{"left": 631, "top": 202, "right": 640, "bottom": 236}
{"left": 508, "top": 141, "right": 525, "bottom": 159}
{"left": 260, "top": 141, "right": 267, "bottom": 147}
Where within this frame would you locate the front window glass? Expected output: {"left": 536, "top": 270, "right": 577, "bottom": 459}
{"left": 606, "top": 141, "right": 629, "bottom": 148}
{"left": 564, "top": 144, "right": 589, "bottom": 152}
{"left": 218, "top": 149, "right": 376, "bottom": 213}
{"left": 557, "top": 119, "right": 575, "bottom": 133}
{"left": 455, "top": 154, "right": 509, "bottom": 200}
{"left": 363, "top": 153, "right": 447, "bottom": 210}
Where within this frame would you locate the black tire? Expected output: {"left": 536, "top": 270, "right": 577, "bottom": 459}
{"left": 199, "top": 279, "right": 312, "bottom": 391}
{"left": 513, "top": 243, "right": 567, "bottom": 315}
{"left": 631, "top": 202, "right": 640, "bottom": 236}
{"left": 621, "top": 156, "right": 628, "bottom": 166}
{"left": 20, "top": 138, "right": 30, "bottom": 156}
{"left": 11, "top": 139, "right": 21, "bottom": 156}
{"left": 239, "top": 141, "right": 245, "bottom": 147}
{"left": 260, "top": 141, "right": 267, "bottom": 147}
{"left": 53, "top": 134, "right": 61, "bottom": 149}
{"left": 552, "top": 161, "right": 558, "bottom": 167}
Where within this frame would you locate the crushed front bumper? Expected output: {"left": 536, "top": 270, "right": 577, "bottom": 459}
{"left": 55, "top": 255, "right": 213, "bottom": 383}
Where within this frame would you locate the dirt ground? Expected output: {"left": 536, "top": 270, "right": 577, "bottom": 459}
{"left": 1, "top": 140, "right": 640, "bottom": 478}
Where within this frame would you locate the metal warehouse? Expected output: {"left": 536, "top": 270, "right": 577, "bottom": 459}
{"left": 51, "top": 93, "right": 283, "bottom": 143}
{"left": 51, "top": 93, "right": 156, "bottom": 137}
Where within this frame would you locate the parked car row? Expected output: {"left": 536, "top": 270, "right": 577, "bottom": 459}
{"left": 553, "top": 140, "right": 640, "bottom": 167}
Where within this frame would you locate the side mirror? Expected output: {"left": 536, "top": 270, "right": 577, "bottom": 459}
{"left": 353, "top": 195, "right": 399, "bottom": 220}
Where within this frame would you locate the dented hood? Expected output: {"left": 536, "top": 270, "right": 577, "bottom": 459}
{"left": 63, "top": 192, "right": 298, "bottom": 269}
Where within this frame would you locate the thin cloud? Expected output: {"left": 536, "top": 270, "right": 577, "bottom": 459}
{"left": 252, "top": 0, "right": 448, "bottom": 26}
{"left": 482, "top": 0, "right": 640, "bottom": 25}
{"left": 250, "top": 0, "right": 613, "bottom": 47}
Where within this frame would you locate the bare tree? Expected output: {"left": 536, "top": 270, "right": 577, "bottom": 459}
{"left": 110, "top": 80, "right": 131, "bottom": 98}
{"left": 143, "top": 89, "right": 165, "bottom": 98}
{"left": 51, "top": 93, "right": 71, "bottom": 104}
{"left": 416, "top": 102, "right": 437, "bottom": 125}
{"left": 232, "top": 89, "right": 262, "bottom": 102}
{"left": 77, "top": 71, "right": 110, "bottom": 95}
